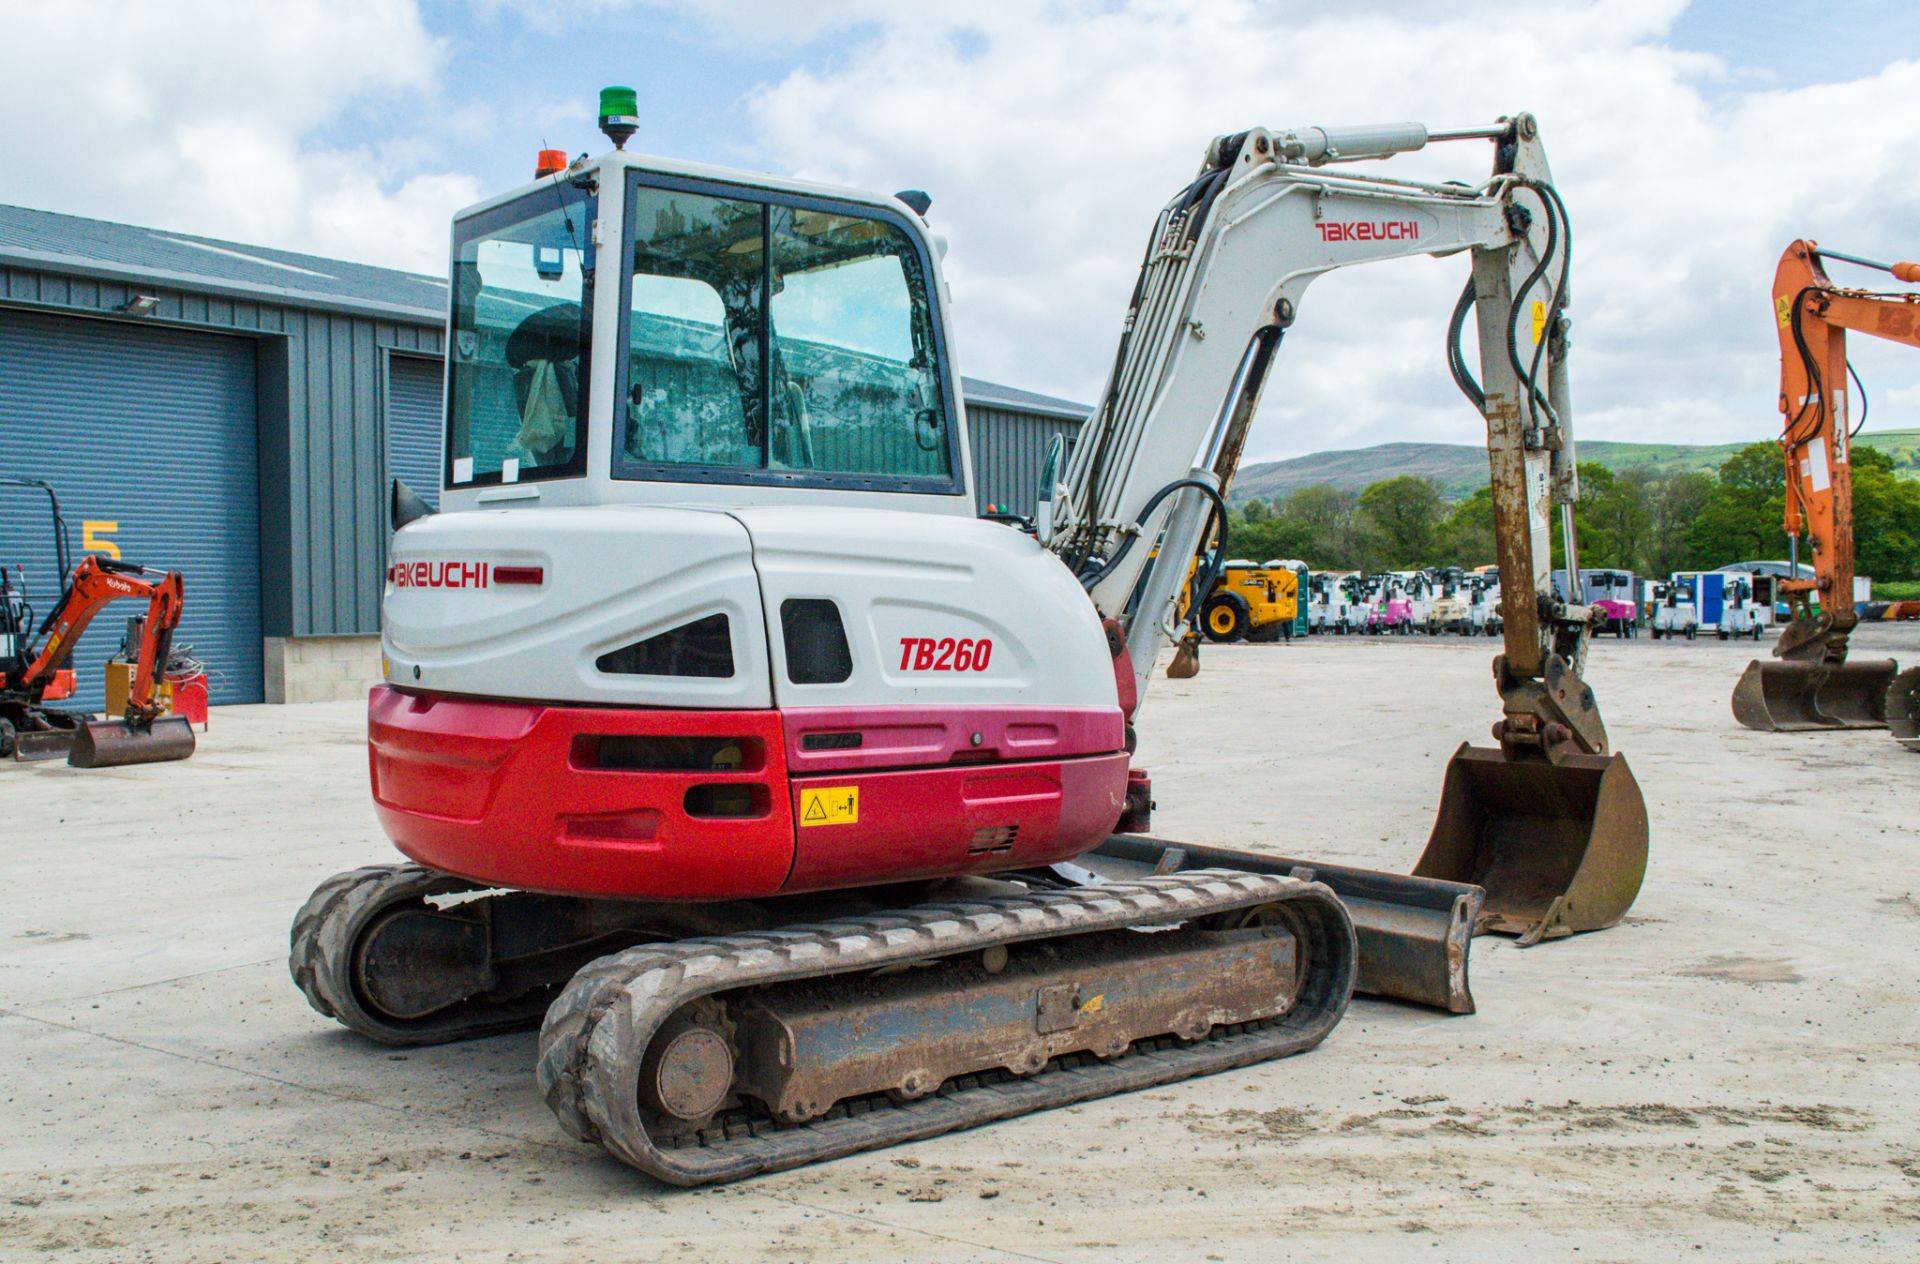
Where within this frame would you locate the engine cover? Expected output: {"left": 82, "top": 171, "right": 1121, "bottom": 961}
{"left": 381, "top": 504, "right": 1118, "bottom": 714}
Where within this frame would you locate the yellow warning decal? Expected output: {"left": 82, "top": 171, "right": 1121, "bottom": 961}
{"left": 1776, "top": 294, "right": 1794, "bottom": 329}
{"left": 1530, "top": 300, "right": 1547, "bottom": 346}
{"left": 1080, "top": 993, "right": 1105, "bottom": 1016}
{"left": 799, "top": 785, "right": 859, "bottom": 827}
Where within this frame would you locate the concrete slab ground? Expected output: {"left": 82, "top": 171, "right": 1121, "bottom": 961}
{"left": 3, "top": 625, "right": 1917, "bottom": 1262}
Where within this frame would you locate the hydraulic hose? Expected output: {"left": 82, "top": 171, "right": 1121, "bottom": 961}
{"left": 1079, "top": 478, "right": 1232, "bottom": 634}
{"left": 1504, "top": 177, "right": 1570, "bottom": 434}
{"left": 1447, "top": 275, "right": 1485, "bottom": 410}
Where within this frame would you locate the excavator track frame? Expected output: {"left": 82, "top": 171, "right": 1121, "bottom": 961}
{"left": 536, "top": 869, "right": 1354, "bottom": 1186}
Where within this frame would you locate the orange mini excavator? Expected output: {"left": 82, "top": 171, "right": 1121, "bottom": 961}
{"left": 1732, "top": 241, "right": 1920, "bottom": 734}
{"left": 0, "top": 477, "right": 195, "bottom": 766}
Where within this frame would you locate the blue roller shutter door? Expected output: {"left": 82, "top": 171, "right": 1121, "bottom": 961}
{"left": 386, "top": 354, "right": 443, "bottom": 509}
{"left": 0, "top": 309, "right": 263, "bottom": 708}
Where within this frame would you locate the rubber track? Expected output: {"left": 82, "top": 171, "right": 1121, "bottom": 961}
{"left": 289, "top": 863, "right": 552, "bottom": 1046}
{"left": 536, "top": 869, "right": 1356, "bottom": 1186}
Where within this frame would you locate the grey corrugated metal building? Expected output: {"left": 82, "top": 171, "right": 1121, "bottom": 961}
{"left": 0, "top": 204, "right": 1087, "bottom": 705}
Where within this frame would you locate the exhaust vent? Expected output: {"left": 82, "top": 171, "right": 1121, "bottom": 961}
{"left": 968, "top": 825, "right": 1019, "bottom": 855}
{"left": 597, "top": 614, "right": 734, "bottom": 678}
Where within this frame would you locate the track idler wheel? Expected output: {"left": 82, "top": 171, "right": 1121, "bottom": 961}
{"left": 1731, "top": 659, "right": 1898, "bottom": 732}
{"left": 1413, "top": 743, "right": 1650, "bottom": 945}
{"left": 636, "top": 999, "right": 738, "bottom": 1134}
{"left": 290, "top": 864, "right": 684, "bottom": 1045}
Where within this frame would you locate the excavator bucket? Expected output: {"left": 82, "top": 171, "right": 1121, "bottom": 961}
{"left": 67, "top": 716, "right": 196, "bottom": 768}
{"left": 1730, "top": 659, "right": 1896, "bottom": 731}
{"left": 1413, "top": 743, "right": 1649, "bottom": 945}
{"left": 1888, "top": 666, "right": 1920, "bottom": 753}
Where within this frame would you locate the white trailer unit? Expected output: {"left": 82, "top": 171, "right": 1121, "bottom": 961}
{"left": 1651, "top": 576, "right": 1698, "bottom": 639}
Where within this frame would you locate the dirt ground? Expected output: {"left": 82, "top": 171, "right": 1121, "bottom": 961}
{"left": 3, "top": 626, "right": 1917, "bottom": 1262}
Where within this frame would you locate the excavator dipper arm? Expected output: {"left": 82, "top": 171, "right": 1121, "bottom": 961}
{"left": 1732, "top": 241, "right": 1919, "bottom": 732}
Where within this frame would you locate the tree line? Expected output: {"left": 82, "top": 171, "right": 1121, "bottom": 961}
{"left": 1226, "top": 442, "right": 1920, "bottom": 583}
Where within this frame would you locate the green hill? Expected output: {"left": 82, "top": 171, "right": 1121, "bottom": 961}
{"left": 1230, "top": 429, "right": 1920, "bottom": 502}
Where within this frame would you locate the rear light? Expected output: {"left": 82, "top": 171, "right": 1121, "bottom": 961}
{"left": 494, "top": 566, "right": 544, "bottom": 586}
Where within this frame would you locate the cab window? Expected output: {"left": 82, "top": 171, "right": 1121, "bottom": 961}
{"left": 616, "top": 175, "right": 956, "bottom": 491}
{"left": 446, "top": 182, "right": 595, "bottom": 486}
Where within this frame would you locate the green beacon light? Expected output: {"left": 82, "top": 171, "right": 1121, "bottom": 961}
{"left": 598, "top": 86, "right": 640, "bottom": 150}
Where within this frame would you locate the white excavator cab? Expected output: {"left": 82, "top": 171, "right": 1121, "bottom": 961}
{"left": 437, "top": 154, "right": 974, "bottom": 518}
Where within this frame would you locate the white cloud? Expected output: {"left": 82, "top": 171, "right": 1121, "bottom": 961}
{"left": 0, "top": 0, "right": 479, "bottom": 274}
{"left": 5, "top": 0, "right": 1914, "bottom": 465}
{"left": 727, "top": 0, "right": 1920, "bottom": 461}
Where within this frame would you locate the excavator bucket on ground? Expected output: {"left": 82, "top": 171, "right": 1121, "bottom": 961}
{"left": 67, "top": 715, "right": 196, "bottom": 768}
{"left": 1888, "top": 667, "right": 1920, "bottom": 752}
{"left": 1731, "top": 659, "right": 1897, "bottom": 731}
{"left": 1413, "top": 743, "right": 1649, "bottom": 946}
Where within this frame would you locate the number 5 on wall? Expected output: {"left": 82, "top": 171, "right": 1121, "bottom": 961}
{"left": 83, "top": 521, "right": 121, "bottom": 560}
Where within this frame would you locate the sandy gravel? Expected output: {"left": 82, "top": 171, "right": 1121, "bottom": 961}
{"left": 3, "top": 625, "right": 1917, "bottom": 1262}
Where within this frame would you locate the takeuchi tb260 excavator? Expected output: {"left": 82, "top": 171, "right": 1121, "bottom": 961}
{"left": 1732, "top": 241, "right": 1920, "bottom": 736}
{"left": 292, "top": 91, "right": 1649, "bottom": 1185}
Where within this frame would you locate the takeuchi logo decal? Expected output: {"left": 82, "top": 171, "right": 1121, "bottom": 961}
{"left": 1317, "top": 221, "right": 1420, "bottom": 242}
{"left": 389, "top": 561, "right": 489, "bottom": 589}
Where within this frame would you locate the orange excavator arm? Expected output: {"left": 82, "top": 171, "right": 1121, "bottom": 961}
{"left": 22, "top": 555, "right": 184, "bottom": 722}
{"left": 1769, "top": 239, "right": 1920, "bottom": 656}
{"left": 1734, "top": 241, "right": 1918, "bottom": 732}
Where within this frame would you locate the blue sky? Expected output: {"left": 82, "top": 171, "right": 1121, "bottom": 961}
{"left": 4, "top": 0, "right": 1918, "bottom": 456}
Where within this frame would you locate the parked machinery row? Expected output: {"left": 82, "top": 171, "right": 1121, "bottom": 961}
{"left": 1282, "top": 564, "right": 1790, "bottom": 644}
{"left": 1649, "top": 571, "right": 1767, "bottom": 641}
{"left": 1301, "top": 567, "right": 1499, "bottom": 637}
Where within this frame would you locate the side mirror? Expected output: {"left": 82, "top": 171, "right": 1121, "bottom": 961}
{"left": 914, "top": 407, "right": 943, "bottom": 452}
{"left": 1034, "top": 433, "right": 1068, "bottom": 548}
{"left": 392, "top": 478, "right": 433, "bottom": 532}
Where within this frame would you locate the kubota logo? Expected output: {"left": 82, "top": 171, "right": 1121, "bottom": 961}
{"left": 1317, "top": 221, "right": 1420, "bottom": 243}
{"left": 389, "top": 561, "right": 489, "bottom": 589}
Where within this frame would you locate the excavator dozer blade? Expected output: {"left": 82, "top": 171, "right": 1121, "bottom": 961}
{"left": 1085, "top": 834, "right": 1482, "bottom": 1014}
{"left": 10, "top": 728, "right": 77, "bottom": 761}
{"left": 1413, "top": 743, "right": 1649, "bottom": 945}
{"left": 1730, "top": 659, "right": 1897, "bottom": 732}
{"left": 1888, "top": 666, "right": 1920, "bottom": 753}
{"left": 67, "top": 716, "right": 197, "bottom": 768}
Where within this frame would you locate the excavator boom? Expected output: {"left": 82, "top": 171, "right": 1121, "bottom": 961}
{"left": 1043, "top": 113, "right": 1647, "bottom": 942}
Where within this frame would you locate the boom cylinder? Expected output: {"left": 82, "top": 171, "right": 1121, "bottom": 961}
{"left": 1271, "top": 123, "right": 1428, "bottom": 165}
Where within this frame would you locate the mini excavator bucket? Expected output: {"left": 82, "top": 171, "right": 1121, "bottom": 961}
{"left": 1888, "top": 666, "right": 1920, "bottom": 753}
{"left": 1731, "top": 659, "right": 1897, "bottom": 732}
{"left": 1413, "top": 743, "right": 1649, "bottom": 945}
{"left": 67, "top": 715, "right": 196, "bottom": 768}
